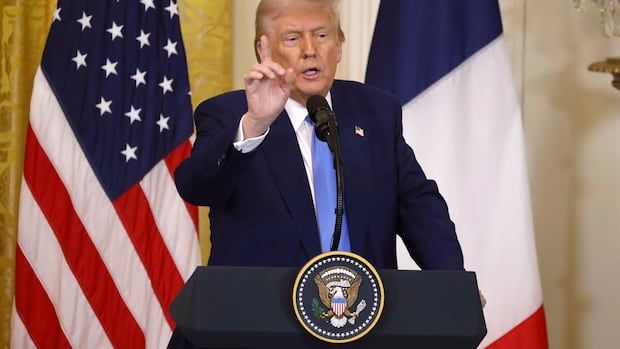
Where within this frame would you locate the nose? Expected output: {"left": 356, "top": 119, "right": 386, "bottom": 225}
{"left": 301, "top": 34, "right": 316, "bottom": 59}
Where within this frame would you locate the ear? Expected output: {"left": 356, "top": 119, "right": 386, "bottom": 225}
{"left": 336, "top": 39, "right": 342, "bottom": 63}
{"left": 256, "top": 40, "right": 263, "bottom": 63}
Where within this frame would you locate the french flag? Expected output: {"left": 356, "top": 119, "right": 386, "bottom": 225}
{"left": 366, "top": 1, "right": 548, "bottom": 347}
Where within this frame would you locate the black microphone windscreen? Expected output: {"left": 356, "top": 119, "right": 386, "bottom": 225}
{"left": 306, "top": 95, "right": 330, "bottom": 123}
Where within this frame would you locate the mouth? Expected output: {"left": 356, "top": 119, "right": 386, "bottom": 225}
{"left": 301, "top": 67, "right": 320, "bottom": 78}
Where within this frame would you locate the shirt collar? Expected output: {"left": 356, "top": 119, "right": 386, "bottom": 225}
{"left": 285, "top": 92, "right": 333, "bottom": 133}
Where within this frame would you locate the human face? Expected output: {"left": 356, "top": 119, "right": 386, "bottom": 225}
{"left": 260, "top": 1, "right": 342, "bottom": 105}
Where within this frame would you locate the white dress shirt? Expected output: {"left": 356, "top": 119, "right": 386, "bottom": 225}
{"left": 233, "top": 93, "right": 334, "bottom": 208}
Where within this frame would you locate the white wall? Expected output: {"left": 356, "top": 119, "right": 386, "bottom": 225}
{"left": 232, "top": 1, "right": 620, "bottom": 347}
{"left": 521, "top": 1, "right": 620, "bottom": 348}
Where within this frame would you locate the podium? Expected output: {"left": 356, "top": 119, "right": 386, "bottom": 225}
{"left": 170, "top": 266, "right": 486, "bottom": 348}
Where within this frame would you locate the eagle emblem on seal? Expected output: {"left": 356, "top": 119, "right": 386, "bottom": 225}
{"left": 314, "top": 267, "right": 367, "bottom": 328}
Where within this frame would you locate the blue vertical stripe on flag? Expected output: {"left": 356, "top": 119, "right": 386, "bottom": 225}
{"left": 365, "top": 0, "right": 503, "bottom": 105}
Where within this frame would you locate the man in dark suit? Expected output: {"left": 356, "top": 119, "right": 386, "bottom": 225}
{"left": 170, "top": 1, "right": 466, "bottom": 347}
{"left": 174, "top": 0, "right": 464, "bottom": 270}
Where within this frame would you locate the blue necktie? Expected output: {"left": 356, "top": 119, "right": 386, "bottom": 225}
{"left": 311, "top": 122, "right": 351, "bottom": 252}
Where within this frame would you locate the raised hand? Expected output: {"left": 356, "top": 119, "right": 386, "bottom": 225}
{"left": 243, "top": 35, "right": 295, "bottom": 138}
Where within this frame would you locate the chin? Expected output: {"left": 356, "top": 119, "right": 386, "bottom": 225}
{"left": 295, "top": 84, "right": 330, "bottom": 98}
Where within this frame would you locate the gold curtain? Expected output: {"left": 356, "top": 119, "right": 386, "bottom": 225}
{"left": 180, "top": 0, "right": 232, "bottom": 263}
{"left": 0, "top": 0, "right": 231, "bottom": 347}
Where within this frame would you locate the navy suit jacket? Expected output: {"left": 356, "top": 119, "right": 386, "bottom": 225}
{"left": 175, "top": 80, "right": 463, "bottom": 270}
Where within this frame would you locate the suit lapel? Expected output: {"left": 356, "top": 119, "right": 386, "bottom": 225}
{"left": 261, "top": 111, "right": 322, "bottom": 258}
{"left": 331, "top": 83, "right": 372, "bottom": 253}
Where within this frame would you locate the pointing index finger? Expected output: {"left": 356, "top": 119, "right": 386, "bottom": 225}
{"left": 259, "top": 35, "right": 272, "bottom": 62}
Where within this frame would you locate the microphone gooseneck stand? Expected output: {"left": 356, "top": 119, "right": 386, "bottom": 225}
{"left": 325, "top": 117, "right": 344, "bottom": 252}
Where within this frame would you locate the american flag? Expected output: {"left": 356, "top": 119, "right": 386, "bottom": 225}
{"left": 11, "top": 1, "right": 200, "bottom": 348}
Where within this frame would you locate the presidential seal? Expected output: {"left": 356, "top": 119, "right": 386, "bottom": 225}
{"left": 292, "top": 251, "right": 384, "bottom": 343}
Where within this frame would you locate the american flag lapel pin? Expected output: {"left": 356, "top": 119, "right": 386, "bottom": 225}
{"left": 354, "top": 125, "right": 365, "bottom": 137}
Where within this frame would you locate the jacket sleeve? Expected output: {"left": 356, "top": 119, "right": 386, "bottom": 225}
{"left": 392, "top": 101, "right": 465, "bottom": 271}
{"left": 174, "top": 94, "right": 259, "bottom": 206}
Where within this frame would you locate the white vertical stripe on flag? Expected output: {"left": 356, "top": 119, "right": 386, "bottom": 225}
{"left": 18, "top": 183, "right": 111, "bottom": 348}
{"left": 397, "top": 37, "right": 543, "bottom": 346}
{"left": 140, "top": 161, "right": 200, "bottom": 281}
{"left": 28, "top": 68, "right": 172, "bottom": 347}
{"left": 10, "top": 306, "right": 36, "bottom": 349}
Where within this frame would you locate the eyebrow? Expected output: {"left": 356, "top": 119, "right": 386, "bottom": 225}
{"left": 281, "top": 25, "right": 331, "bottom": 35}
{"left": 281, "top": 28, "right": 302, "bottom": 35}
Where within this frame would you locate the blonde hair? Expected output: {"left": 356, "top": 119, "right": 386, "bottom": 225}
{"left": 254, "top": 0, "right": 345, "bottom": 61}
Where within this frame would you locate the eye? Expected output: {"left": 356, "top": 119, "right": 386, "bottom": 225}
{"left": 283, "top": 34, "right": 299, "bottom": 46}
{"left": 316, "top": 32, "right": 329, "bottom": 41}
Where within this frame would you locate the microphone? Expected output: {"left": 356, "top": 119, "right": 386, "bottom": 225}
{"left": 306, "top": 95, "right": 335, "bottom": 142}
{"left": 306, "top": 95, "right": 345, "bottom": 252}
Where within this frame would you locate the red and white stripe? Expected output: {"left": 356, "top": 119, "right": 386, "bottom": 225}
{"left": 11, "top": 68, "right": 199, "bottom": 348}
{"left": 331, "top": 300, "right": 347, "bottom": 317}
{"left": 395, "top": 37, "right": 548, "bottom": 347}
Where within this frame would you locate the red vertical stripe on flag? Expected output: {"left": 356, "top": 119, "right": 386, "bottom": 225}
{"left": 23, "top": 127, "right": 145, "bottom": 348}
{"left": 113, "top": 184, "right": 185, "bottom": 328}
{"left": 487, "top": 306, "right": 548, "bottom": 349}
{"left": 165, "top": 140, "right": 199, "bottom": 232}
{"left": 14, "top": 246, "right": 72, "bottom": 349}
